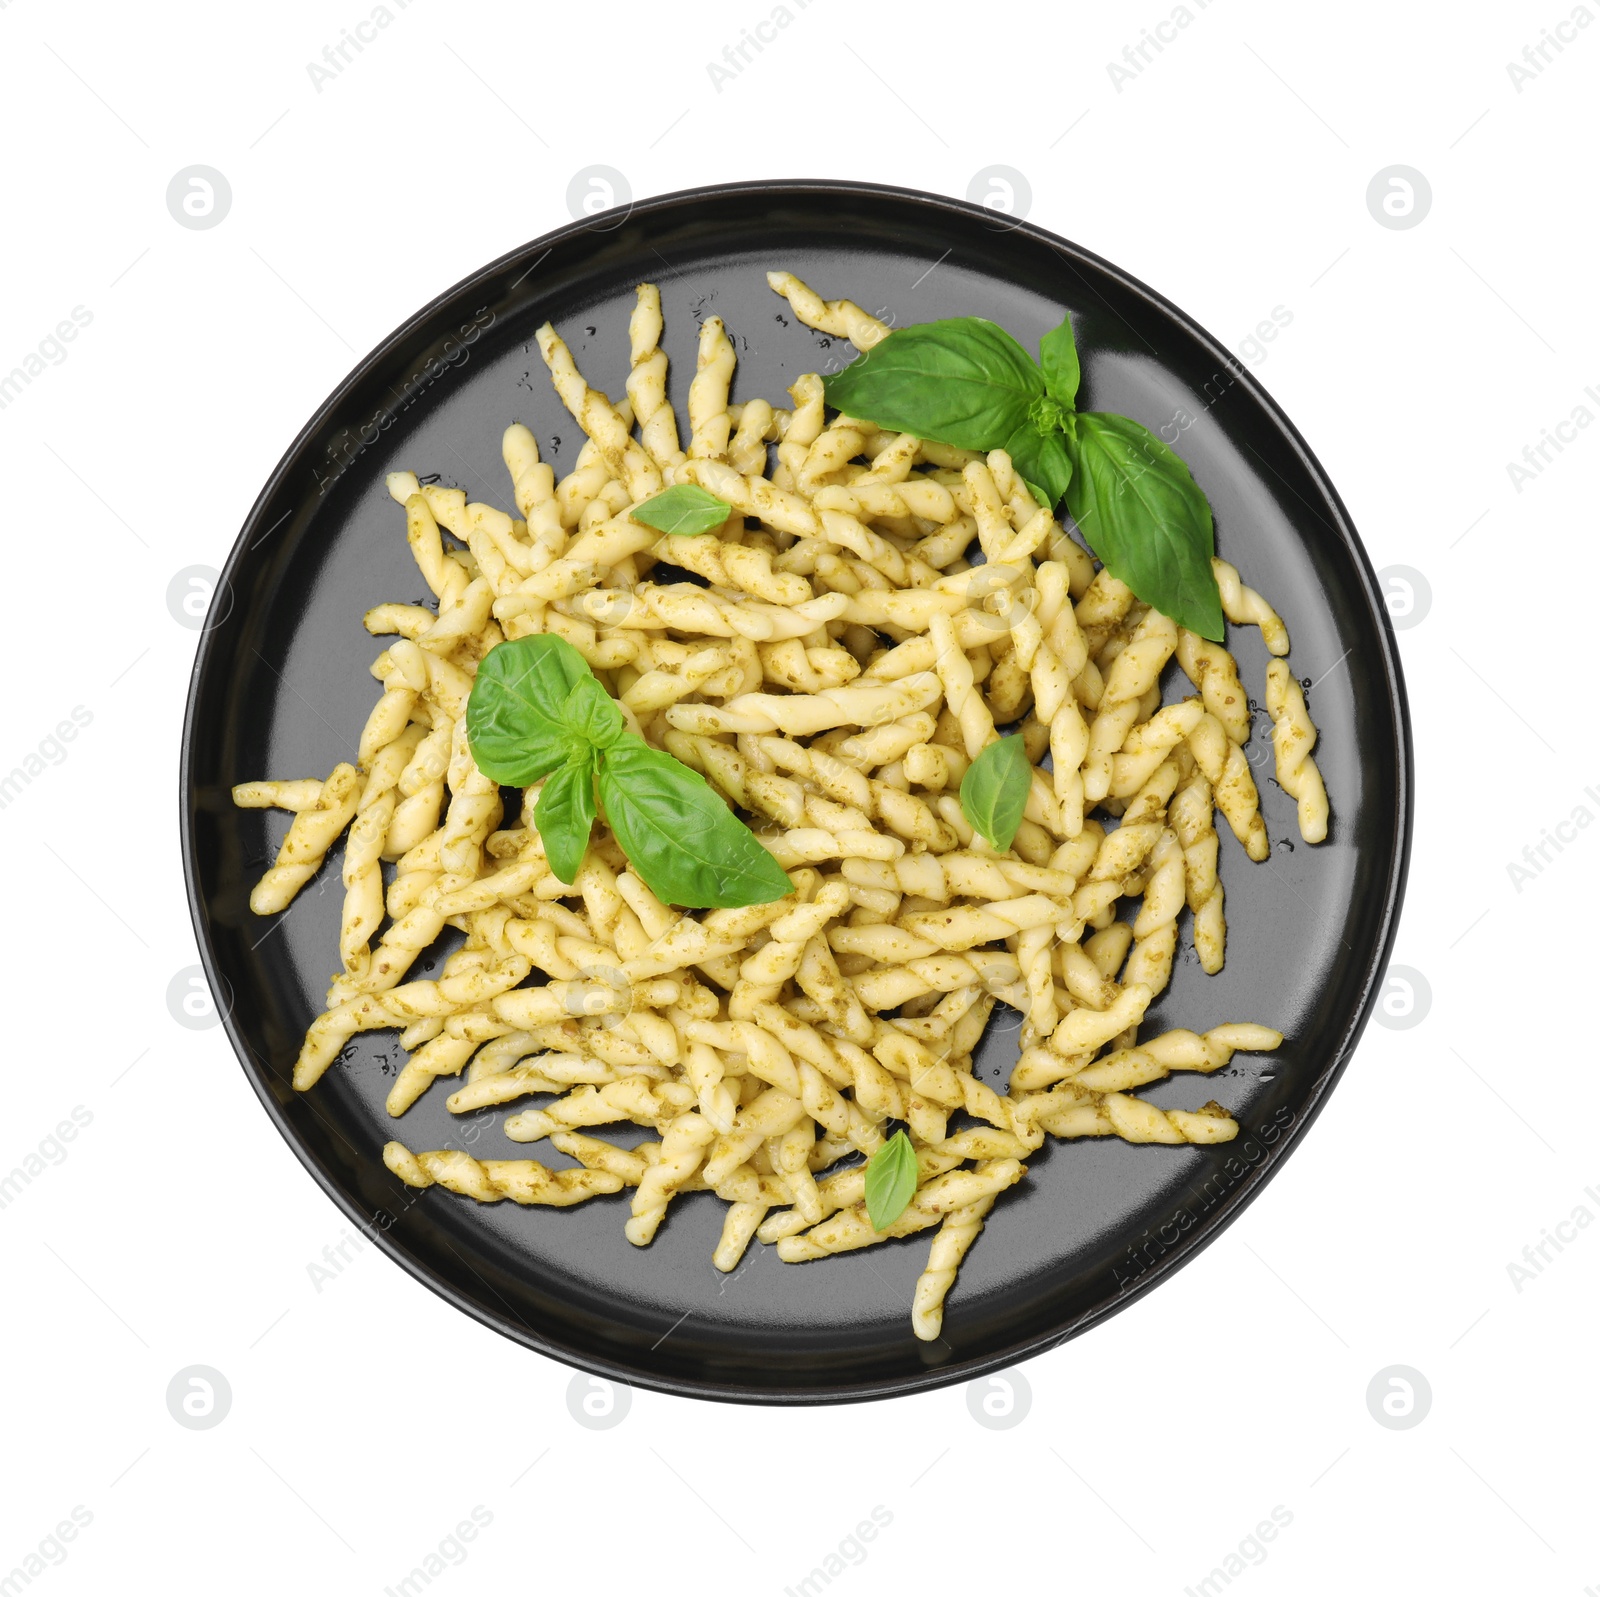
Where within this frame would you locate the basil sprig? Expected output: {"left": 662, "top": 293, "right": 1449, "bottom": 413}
{"left": 597, "top": 738, "right": 795, "bottom": 910}
{"left": 630, "top": 483, "right": 733, "bottom": 537}
{"left": 959, "top": 735, "right": 1031, "bottom": 852}
{"left": 821, "top": 312, "right": 1225, "bottom": 640}
{"left": 821, "top": 318, "right": 1045, "bottom": 449}
{"left": 864, "top": 1129, "right": 918, "bottom": 1232}
{"left": 466, "top": 635, "right": 792, "bottom": 908}
{"left": 1065, "top": 412, "right": 1223, "bottom": 644}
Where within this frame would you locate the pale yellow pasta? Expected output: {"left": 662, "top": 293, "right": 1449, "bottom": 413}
{"left": 766, "top": 270, "right": 890, "bottom": 350}
{"left": 233, "top": 265, "right": 1328, "bottom": 1343}
{"left": 536, "top": 322, "right": 661, "bottom": 501}
{"left": 627, "top": 284, "right": 683, "bottom": 473}
{"left": 688, "top": 315, "right": 736, "bottom": 461}
{"left": 912, "top": 1195, "right": 996, "bottom": 1340}
{"left": 247, "top": 764, "right": 362, "bottom": 915}
{"left": 1264, "top": 659, "right": 1329, "bottom": 844}
{"left": 1213, "top": 557, "right": 1289, "bottom": 655}
{"left": 383, "top": 1141, "right": 623, "bottom": 1205}
{"left": 231, "top": 778, "right": 327, "bottom": 811}
{"left": 1170, "top": 761, "right": 1226, "bottom": 974}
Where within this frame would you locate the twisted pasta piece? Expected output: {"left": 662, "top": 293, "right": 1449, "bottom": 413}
{"left": 654, "top": 534, "right": 812, "bottom": 606}
{"left": 912, "top": 1195, "right": 997, "bottom": 1341}
{"left": 1123, "top": 828, "right": 1185, "bottom": 997}
{"left": 626, "top": 1110, "right": 714, "bottom": 1244}
{"left": 1176, "top": 630, "right": 1250, "bottom": 744}
{"left": 799, "top": 414, "right": 869, "bottom": 493}
{"left": 1082, "top": 609, "right": 1179, "bottom": 802}
{"left": 1109, "top": 700, "right": 1205, "bottom": 799}
{"left": 357, "top": 640, "right": 424, "bottom": 764}
{"left": 665, "top": 672, "right": 941, "bottom": 738}
{"left": 1264, "top": 660, "right": 1328, "bottom": 844}
{"left": 293, "top": 993, "right": 401, "bottom": 1090}
{"left": 1187, "top": 712, "right": 1269, "bottom": 861}
{"left": 1170, "top": 763, "right": 1225, "bottom": 973}
{"left": 502, "top": 423, "right": 563, "bottom": 567}
{"left": 1063, "top": 1022, "right": 1282, "bottom": 1092}
{"left": 1016, "top": 923, "right": 1058, "bottom": 1049}
{"left": 928, "top": 611, "right": 997, "bottom": 760}
{"left": 503, "top": 1078, "right": 696, "bottom": 1142}
{"left": 587, "top": 581, "right": 847, "bottom": 644}
{"left": 713, "top": 1202, "right": 770, "bottom": 1272}
{"left": 728, "top": 397, "right": 777, "bottom": 477}
{"left": 231, "top": 778, "right": 326, "bottom": 811}
{"left": 813, "top": 477, "right": 958, "bottom": 523}
{"left": 1021, "top": 1090, "right": 1238, "bottom": 1144}
{"left": 445, "top": 1054, "right": 627, "bottom": 1112}
{"left": 552, "top": 1130, "right": 660, "bottom": 1186}
{"left": 627, "top": 283, "right": 684, "bottom": 472}
{"left": 1213, "top": 558, "right": 1289, "bottom": 654}
{"left": 536, "top": 322, "right": 661, "bottom": 501}
{"left": 766, "top": 270, "right": 890, "bottom": 350}
{"left": 1014, "top": 560, "right": 1090, "bottom": 834}
{"left": 1045, "top": 983, "right": 1152, "bottom": 1068}
{"left": 383, "top": 1141, "right": 623, "bottom": 1205}
{"left": 688, "top": 316, "right": 736, "bottom": 460}
{"left": 340, "top": 727, "right": 425, "bottom": 975}
{"left": 248, "top": 763, "right": 362, "bottom": 915}
{"left": 385, "top": 718, "right": 452, "bottom": 858}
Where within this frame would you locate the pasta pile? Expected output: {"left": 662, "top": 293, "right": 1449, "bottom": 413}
{"left": 235, "top": 270, "right": 1329, "bottom": 1341}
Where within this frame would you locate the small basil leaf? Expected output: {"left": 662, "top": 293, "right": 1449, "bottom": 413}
{"left": 560, "top": 673, "right": 629, "bottom": 750}
{"left": 1003, "top": 416, "right": 1074, "bottom": 509}
{"left": 466, "top": 634, "right": 595, "bottom": 786}
{"left": 631, "top": 483, "right": 734, "bottom": 537}
{"left": 864, "top": 1130, "right": 918, "bottom": 1232}
{"left": 534, "top": 749, "right": 597, "bottom": 885}
{"left": 1039, "top": 313, "right": 1081, "bottom": 410}
{"left": 821, "top": 318, "right": 1044, "bottom": 451}
{"left": 960, "top": 735, "right": 1032, "bottom": 852}
{"left": 1064, "top": 412, "right": 1225, "bottom": 642}
{"left": 597, "top": 738, "right": 793, "bottom": 909}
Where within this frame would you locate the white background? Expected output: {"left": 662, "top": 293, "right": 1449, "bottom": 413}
{"left": 2, "top": 0, "right": 1596, "bottom": 1591}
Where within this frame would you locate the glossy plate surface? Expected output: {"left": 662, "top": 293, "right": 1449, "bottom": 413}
{"left": 181, "top": 180, "right": 1411, "bottom": 1404}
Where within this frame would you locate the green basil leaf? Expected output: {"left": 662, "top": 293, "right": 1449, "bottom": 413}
{"left": 534, "top": 749, "right": 597, "bottom": 885}
{"left": 597, "top": 738, "right": 793, "bottom": 909}
{"left": 864, "top": 1130, "right": 918, "bottom": 1232}
{"left": 631, "top": 483, "right": 734, "bottom": 537}
{"left": 466, "top": 634, "right": 595, "bottom": 785}
{"left": 1064, "top": 412, "right": 1225, "bottom": 642}
{"left": 560, "top": 673, "right": 628, "bottom": 750}
{"left": 821, "top": 318, "right": 1044, "bottom": 451}
{"left": 1003, "top": 414, "right": 1074, "bottom": 509}
{"left": 1039, "top": 313, "right": 1081, "bottom": 410}
{"left": 960, "top": 734, "right": 1032, "bottom": 851}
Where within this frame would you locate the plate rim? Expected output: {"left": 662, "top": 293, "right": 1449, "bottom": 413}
{"left": 180, "top": 176, "right": 1414, "bottom": 1405}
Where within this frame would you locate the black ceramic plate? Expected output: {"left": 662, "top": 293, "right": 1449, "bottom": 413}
{"left": 182, "top": 180, "right": 1410, "bottom": 1404}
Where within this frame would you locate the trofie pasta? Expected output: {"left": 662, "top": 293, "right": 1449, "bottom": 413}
{"left": 236, "top": 270, "right": 1329, "bottom": 1341}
